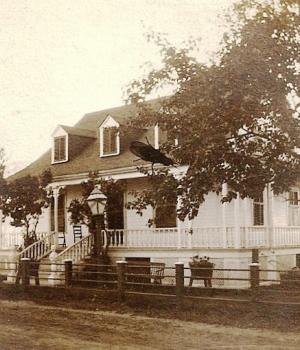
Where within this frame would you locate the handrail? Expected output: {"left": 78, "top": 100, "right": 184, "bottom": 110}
{"left": 55, "top": 233, "right": 93, "bottom": 265}
{"left": 18, "top": 231, "right": 56, "bottom": 261}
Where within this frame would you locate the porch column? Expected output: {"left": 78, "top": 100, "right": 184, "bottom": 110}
{"left": 221, "top": 183, "right": 228, "bottom": 248}
{"left": 52, "top": 187, "right": 60, "bottom": 246}
{"left": 266, "top": 184, "right": 274, "bottom": 248}
{"left": 0, "top": 209, "right": 3, "bottom": 248}
{"left": 242, "top": 198, "right": 251, "bottom": 248}
{"left": 176, "top": 196, "right": 185, "bottom": 249}
{"left": 234, "top": 193, "right": 241, "bottom": 248}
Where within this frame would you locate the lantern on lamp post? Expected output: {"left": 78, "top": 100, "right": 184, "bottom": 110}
{"left": 87, "top": 187, "right": 107, "bottom": 258}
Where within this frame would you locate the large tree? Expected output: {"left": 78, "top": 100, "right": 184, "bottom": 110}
{"left": 126, "top": 0, "right": 300, "bottom": 221}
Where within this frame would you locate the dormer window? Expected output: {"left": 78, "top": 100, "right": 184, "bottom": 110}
{"left": 54, "top": 136, "right": 67, "bottom": 162}
{"left": 103, "top": 127, "right": 118, "bottom": 155}
{"left": 99, "top": 116, "right": 120, "bottom": 157}
{"left": 51, "top": 126, "right": 68, "bottom": 164}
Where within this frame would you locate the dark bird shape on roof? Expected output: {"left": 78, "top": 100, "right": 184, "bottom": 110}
{"left": 130, "top": 141, "right": 174, "bottom": 166}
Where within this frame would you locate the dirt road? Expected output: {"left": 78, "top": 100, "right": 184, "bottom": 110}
{"left": 0, "top": 300, "right": 299, "bottom": 350}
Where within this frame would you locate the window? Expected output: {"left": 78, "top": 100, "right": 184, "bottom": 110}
{"left": 103, "top": 127, "right": 118, "bottom": 155}
{"left": 289, "top": 191, "right": 299, "bottom": 206}
{"left": 53, "top": 136, "right": 67, "bottom": 162}
{"left": 100, "top": 125, "right": 120, "bottom": 157}
{"left": 253, "top": 193, "right": 264, "bottom": 226}
{"left": 155, "top": 202, "right": 177, "bottom": 228}
{"left": 288, "top": 191, "right": 300, "bottom": 226}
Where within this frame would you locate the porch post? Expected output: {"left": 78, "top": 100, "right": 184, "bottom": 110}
{"left": 266, "top": 185, "right": 274, "bottom": 248}
{"left": 52, "top": 187, "right": 60, "bottom": 246}
{"left": 234, "top": 193, "right": 241, "bottom": 249}
{"left": 176, "top": 198, "right": 182, "bottom": 249}
{"left": 221, "top": 183, "right": 228, "bottom": 248}
{"left": 0, "top": 209, "right": 2, "bottom": 248}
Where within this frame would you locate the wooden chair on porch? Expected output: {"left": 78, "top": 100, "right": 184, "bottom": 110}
{"left": 73, "top": 225, "right": 83, "bottom": 243}
{"left": 57, "top": 232, "right": 66, "bottom": 248}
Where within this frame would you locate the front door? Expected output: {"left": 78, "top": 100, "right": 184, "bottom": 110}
{"left": 106, "top": 191, "right": 124, "bottom": 229}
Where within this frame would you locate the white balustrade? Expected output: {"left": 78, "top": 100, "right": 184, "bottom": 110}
{"left": 240, "top": 226, "right": 268, "bottom": 248}
{"left": 18, "top": 232, "right": 56, "bottom": 261}
{"left": 273, "top": 227, "right": 300, "bottom": 247}
{"left": 55, "top": 233, "right": 93, "bottom": 265}
{"left": 0, "top": 231, "right": 23, "bottom": 249}
{"left": 124, "top": 228, "right": 178, "bottom": 248}
{"left": 36, "top": 226, "right": 300, "bottom": 254}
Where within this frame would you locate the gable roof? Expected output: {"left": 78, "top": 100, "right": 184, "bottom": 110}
{"left": 9, "top": 100, "right": 160, "bottom": 181}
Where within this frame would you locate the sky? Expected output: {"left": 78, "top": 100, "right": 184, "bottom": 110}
{"left": 0, "top": 0, "right": 234, "bottom": 175}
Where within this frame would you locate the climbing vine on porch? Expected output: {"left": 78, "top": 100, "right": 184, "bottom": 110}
{"left": 67, "top": 171, "right": 125, "bottom": 230}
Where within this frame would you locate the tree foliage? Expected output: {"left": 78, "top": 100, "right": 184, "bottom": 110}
{"left": 126, "top": 0, "right": 300, "bottom": 220}
{"left": 1, "top": 169, "right": 52, "bottom": 245}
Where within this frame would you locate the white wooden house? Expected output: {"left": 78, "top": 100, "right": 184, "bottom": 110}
{"left": 1, "top": 101, "right": 300, "bottom": 285}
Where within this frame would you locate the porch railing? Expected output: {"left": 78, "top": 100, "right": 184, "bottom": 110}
{"left": 55, "top": 233, "right": 93, "bottom": 265}
{"left": 107, "top": 227, "right": 234, "bottom": 249}
{"left": 106, "top": 226, "right": 300, "bottom": 249}
{"left": 0, "top": 230, "right": 23, "bottom": 249}
{"left": 240, "top": 226, "right": 268, "bottom": 248}
{"left": 18, "top": 231, "right": 56, "bottom": 260}
{"left": 273, "top": 227, "right": 300, "bottom": 247}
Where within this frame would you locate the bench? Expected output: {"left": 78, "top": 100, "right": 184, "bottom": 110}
{"left": 150, "top": 262, "right": 165, "bottom": 284}
{"left": 126, "top": 261, "right": 165, "bottom": 284}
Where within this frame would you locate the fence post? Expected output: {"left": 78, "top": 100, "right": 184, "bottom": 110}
{"left": 21, "top": 258, "right": 30, "bottom": 289}
{"left": 117, "top": 261, "right": 127, "bottom": 302}
{"left": 175, "top": 262, "right": 185, "bottom": 310}
{"left": 64, "top": 259, "right": 73, "bottom": 288}
{"left": 249, "top": 262, "right": 260, "bottom": 301}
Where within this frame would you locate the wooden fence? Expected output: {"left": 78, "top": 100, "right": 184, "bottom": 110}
{"left": 1, "top": 259, "right": 300, "bottom": 308}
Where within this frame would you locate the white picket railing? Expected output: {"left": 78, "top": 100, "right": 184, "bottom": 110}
{"left": 190, "top": 227, "right": 235, "bottom": 248}
{"left": 240, "top": 226, "right": 268, "bottom": 248}
{"left": 107, "top": 228, "right": 179, "bottom": 248}
{"left": 273, "top": 227, "right": 300, "bottom": 247}
{"left": 0, "top": 231, "right": 23, "bottom": 249}
{"left": 55, "top": 233, "right": 93, "bottom": 265}
{"left": 18, "top": 232, "right": 56, "bottom": 260}
{"left": 107, "top": 226, "right": 300, "bottom": 249}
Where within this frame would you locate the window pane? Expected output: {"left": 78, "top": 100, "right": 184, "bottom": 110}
{"left": 253, "top": 193, "right": 264, "bottom": 226}
{"left": 103, "top": 128, "right": 117, "bottom": 155}
{"left": 54, "top": 136, "right": 66, "bottom": 161}
{"left": 289, "top": 191, "right": 298, "bottom": 206}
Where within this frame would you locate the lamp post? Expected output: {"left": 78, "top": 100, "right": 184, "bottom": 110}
{"left": 87, "top": 187, "right": 107, "bottom": 259}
